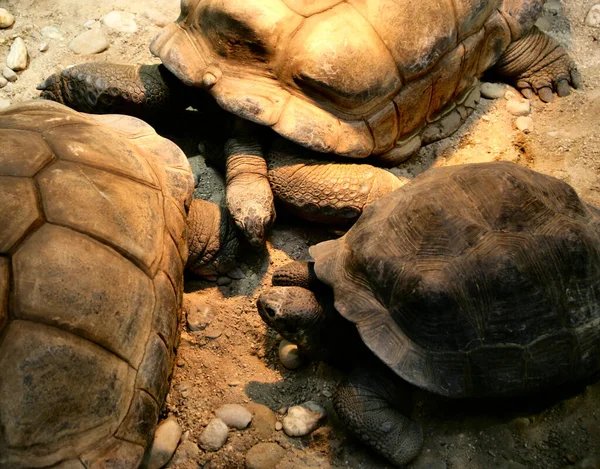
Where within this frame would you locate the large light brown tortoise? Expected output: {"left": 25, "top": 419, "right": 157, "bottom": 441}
{"left": 0, "top": 100, "right": 238, "bottom": 468}
{"left": 259, "top": 162, "right": 600, "bottom": 467}
{"left": 38, "top": 0, "right": 581, "bottom": 247}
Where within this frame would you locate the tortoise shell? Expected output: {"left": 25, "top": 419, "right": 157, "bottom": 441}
{"left": 310, "top": 162, "right": 600, "bottom": 398}
{"left": 151, "top": 0, "right": 541, "bottom": 161}
{"left": 0, "top": 100, "right": 194, "bottom": 467}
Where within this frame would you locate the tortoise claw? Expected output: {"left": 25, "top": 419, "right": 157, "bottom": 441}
{"left": 538, "top": 87, "right": 554, "bottom": 103}
{"left": 570, "top": 69, "right": 582, "bottom": 89}
{"left": 521, "top": 88, "right": 534, "bottom": 99}
{"left": 556, "top": 79, "right": 571, "bottom": 97}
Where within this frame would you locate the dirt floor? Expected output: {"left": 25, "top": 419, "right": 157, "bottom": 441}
{"left": 1, "top": 0, "right": 599, "bottom": 468}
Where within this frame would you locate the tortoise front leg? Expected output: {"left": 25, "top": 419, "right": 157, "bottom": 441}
{"left": 225, "top": 118, "right": 275, "bottom": 247}
{"left": 335, "top": 364, "right": 423, "bottom": 467}
{"left": 493, "top": 26, "right": 581, "bottom": 103}
{"left": 37, "top": 63, "right": 192, "bottom": 118}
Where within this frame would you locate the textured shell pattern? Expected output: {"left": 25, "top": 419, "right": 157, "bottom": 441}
{"left": 0, "top": 100, "right": 194, "bottom": 468}
{"left": 151, "top": 0, "right": 541, "bottom": 158}
{"left": 310, "top": 162, "right": 600, "bottom": 398}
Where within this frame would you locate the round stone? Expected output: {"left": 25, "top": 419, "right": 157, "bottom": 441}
{"left": 515, "top": 116, "right": 534, "bottom": 133}
{"left": 102, "top": 11, "right": 138, "bottom": 33}
{"left": 585, "top": 4, "right": 600, "bottom": 27}
{"left": 6, "top": 37, "right": 28, "bottom": 71}
{"left": 215, "top": 404, "right": 253, "bottom": 430}
{"left": 282, "top": 401, "right": 326, "bottom": 437}
{"left": 0, "top": 8, "right": 15, "bottom": 29}
{"left": 68, "top": 30, "right": 109, "bottom": 55}
{"left": 2, "top": 67, "right": 17, "bottom": 82}
{"left": 278, "top": 339, "right": 304, "bottom": 370}
{"left": 245, "top": 442, "right": 286, "bottom": 469}
{"left": 480, "top": 82, "right": 506, "bottom": 99}
{"left": 185, "top": 298, "right": 214, "bottom": 331}
{"left": 506, "top": 99, "right": 531, "bottom": 116}
{"left": 144, "top": 417, "right": 182, "bottom": 469}
{"left": 199, "top": 418, "right": 228, "bottom": 451}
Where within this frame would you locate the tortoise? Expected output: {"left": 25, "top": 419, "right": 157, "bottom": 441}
{"left": 38, "top": 0, "right": 581, "bottom": 247}
{"left": 0, "top": 100, "right": 238, "bottom": 468}
{"left": 257, "top": 161, "right": 600, "bottom": 466}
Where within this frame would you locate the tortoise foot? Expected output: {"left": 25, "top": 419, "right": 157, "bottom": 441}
{"left": 494, "top": 26, "right": 581, "bottom": 103}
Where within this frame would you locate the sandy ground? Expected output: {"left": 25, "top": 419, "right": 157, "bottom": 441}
{"left": 1, "top": 0, "right": 599, "bottom": 468}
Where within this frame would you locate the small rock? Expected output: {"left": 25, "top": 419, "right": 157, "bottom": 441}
{"left": 217, "top": 275, "right": 232, "bottom": 286}
{"left": 143, "top": 8, "right": 172, "bottom": 27}
{"left": 41, "top": 26, "right": 63, "bottom": 39}
{"left": 6, "top": 37, "right": 28, "bottom": 71}
{"left": 144, "top": 417, "right": 183, "bottom": 469}
{"left": 506, "top": 99, "right": 530, "bottom": 116}
{"left": 282, "top": 401, "right": 327, "bottom": 437}
{"left": 199, "top": 418, "right": 229, "bottom": 451}
{"left": 185, "top": 298, "right": 214, "bottom": 331}
{"left": 0, "top": 8, "right": 15, "bottom": 28}
{"left": 322, "top": 389, "right": 332, "bottom": 398}
{"left": 227, "top": 266, "right": 246, "bottom": 280}
{"left": 0, "top": 76, "right": 7, "bottom": 88}
{"left": 585, "top": 4, "right": 600, "bottom": 27}
{"left": 515, "top": 116, "right": 534, "bottom": 133}
{"left": 103, "top": 11, "right": 138, "bottom": 33}
{"left": 83, "top": 19, "right": 98, "bottom": 28}
{"left": 215, "top": 404, "right": 253, "bottom": 430}
{"left": 0, "top": 99, "right": 11, "bottom": 110}
{"left": 275, "top": 421, "right": 282, "bottom": 431}
{"left": 245, "top": 442, "right": 286, "bottom": 469}
{"left": 69, "top": 29, "right": 109, "bottom": 55}
{"left": 480, "top": 82, "right": 506, "bottom": 99}
{"left": 278, "top": 340, "right": 304, "bottom": 370}
{"left": 246, "top": 403, "right": 277, "bottom": 439}
{"left": 39, "top": 42, "right": 49, "bottom": 52}
{"left": 2, "top": 66, "right": 17, "bottom": 82}
{"left": 167, "top": 440, "right": 199, "bottom": 467}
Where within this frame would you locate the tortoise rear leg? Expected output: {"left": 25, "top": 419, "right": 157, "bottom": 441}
{"left": 334, "top": 365, "right": 423, "bottom": 467}
{"left": 493, "top": 26, "right": 581, "bottom": 103}
{"left": 37, "top": 63, "right": 193, "bottom": 119}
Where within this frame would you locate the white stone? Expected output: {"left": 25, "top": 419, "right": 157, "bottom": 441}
{"left": 515, "top": 116, "right": 534, "bottom": 133}
{"left": 0, "top": 98, "right": 11, "bottom": 110}
{"left": 143, "top": 9, "right": 171, "bottom": 27}
{"left": 0, "top": 8, "right": 15, "bottom": 28}
{"left": 68, "top": 29, "right": 109, "bottom": 55}
{"left": 39, "top": 42, "right": 49, "bottom": 52}
{"left": 2, "top": 66, "right": 17, "bottom": 82}
{"left": 41, "top": 26, "right": 63, "bottom": 39}
{"left": 6, "top": 37, "right": 28, "bottom": 71}
{"left": 282, "top": 401, "right": 326, "bottom": 437}
{"left": 144, "top": 417, "right": 183, "bottom": 469}
{"left": 585, "top": 4, "right": 600, "bottom": 27}
{"left": 506, "top": 99, "right": 531, "bottom": 116}
{"left": 278, "top": 339, "right": 304, "bottom": 370}
{"left": 0, "top": 76, "right": 7, "bottom": 88}
{"left": 103, "top": 11, "right": 138, "bottom": 33}
{"left": 83, "top": 19, "right": 98, "bottom": 28}
{"left": 215, "top": 404, "right": 253, "bottom": 430}
{"left": 199, "top": 418, "right": 228, "bottom": 451}
{"left": 480, "top": 82, "right": 506, "bottom": 99}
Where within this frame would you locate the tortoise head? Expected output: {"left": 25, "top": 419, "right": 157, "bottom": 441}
{"left": 257, "top": 286, "right": 326, "bottom": 355}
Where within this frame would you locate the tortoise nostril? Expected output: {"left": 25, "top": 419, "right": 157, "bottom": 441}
{"left": 265, "top": 304, "right": 276, "bottom": 318}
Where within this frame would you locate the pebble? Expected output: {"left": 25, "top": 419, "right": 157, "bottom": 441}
{"left": 0, "top": 76, "right": 7, "bottom": 88}
{"left": 143, "top": 8, "right": 172, "bottom": 27}
{"left": 215, "top": 404, "right": 253, "bottom": 430}
{"left": 41, "top": 26, "right": 63, "bottom": 40}
{"left": 0, "top": 99, "right": 11, "bottom": 110}
{"left": 103, "top": 11, "right": 138, "bottom": 33}
{"left": 199, "top": 418, "right": 229, "bottom": 451}
{"left": 275, "top": 421, "right": 283, "bottom": 431}
{"left": 585, "top": 4, "right": 600, "bottom": 27}
{"left": 245, "top": 442, "right": 286, "bottom": 469}
{"left": 68, "top": 29, "right": 109, "bottom": 55}
{"left": 506, "top": 99, "right": 531, "bottom": 116}
{"left": 217, "top": 275, "right": 232, "bottom": 286}
{"left": 83, "top": 19, "right": 99, "bottom": 29}
{"left": 282, "top": 401, "right": 326, "bottom": 437}
{"left": 246, "top": 403, "right": 277, "bottom": 439}
{"left": 2, "top": 66, "right": 17, "bottom": 82}
{"left": 6, "top": 37, "right": 28, "bottom": 71}
{"left": 167, "top": 440, "right": 199, "bottom": 467}
{"left": 278, "top": 340, "right": 304, "bottom": 370}
{"left": 0, "top": 8, "right": 15, "bottom": 29}
{"left": 480, "top": 82, "right": 506, "bottom": 99}
{"left": 515, "top": 116, "right": 534, "bottom": 133}
{"left": 186, "top": 299, "right": 214, "bottom": 331}
{"left": 39, "top": 43, "right": 49, "bottom": 52}
{"left": 204, "top": 326, "right": 223, "bottom": 339}
{"left": 144, "top": 417, "right": 182, "bottom": 469}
